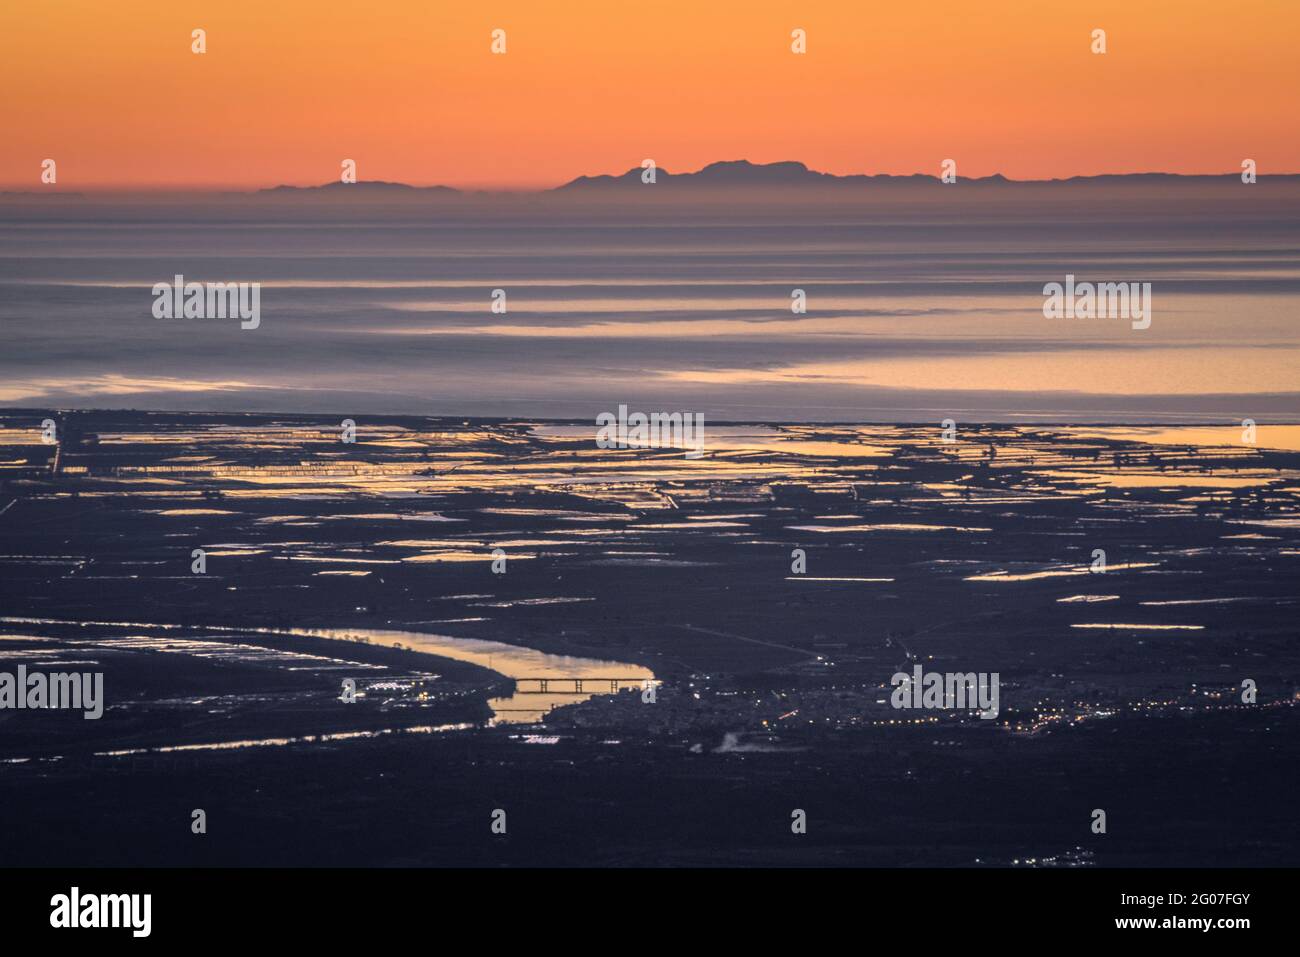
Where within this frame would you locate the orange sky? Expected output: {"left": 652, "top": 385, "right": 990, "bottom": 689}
{"left": 2, "top": 0, "right": 1296, "bottom": 190}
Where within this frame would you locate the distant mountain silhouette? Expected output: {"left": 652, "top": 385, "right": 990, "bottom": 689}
{"left": 259, "top": 181, "right": 459, "bottom": 195}
{"left": 562, "top": 159, "right": 847, "bottom": 188}
{"left": 557, "top": 160, "right": 955, "bottom": 189}
{"left": 555, "top": 159, "right": 1293, "bottom": 190}
{"left": 9, "top": 164, "right": 1292, "bottom": 202}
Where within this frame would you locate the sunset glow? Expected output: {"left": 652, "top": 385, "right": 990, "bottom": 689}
{"left": 3, "top": 0, "right": 1297, "bottom": 189}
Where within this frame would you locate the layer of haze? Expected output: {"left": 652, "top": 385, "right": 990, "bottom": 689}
{"left": 2, "top": 184, "right": 1297, "bottom": 421}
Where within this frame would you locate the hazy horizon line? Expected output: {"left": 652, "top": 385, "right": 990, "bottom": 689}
{"left": 4, "top": 159, "right": 1297, "bottom": 197}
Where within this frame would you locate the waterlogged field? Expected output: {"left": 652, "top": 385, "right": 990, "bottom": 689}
{"left": 0, "top": 411, "right": 1297, "bottom": 865}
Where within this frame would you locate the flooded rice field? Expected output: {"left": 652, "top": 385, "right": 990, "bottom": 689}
{"left": 0, "top": 411, "right": 1296, "bottom": 865}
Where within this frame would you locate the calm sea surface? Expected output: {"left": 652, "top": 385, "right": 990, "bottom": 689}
{"left": 2, "top": 190, "right": 1297, "bottom": 421}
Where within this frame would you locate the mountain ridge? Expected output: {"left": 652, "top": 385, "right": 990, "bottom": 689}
{"left": 555, "top": 159, "right": 1287, "bottom": 190}
{"left": 7, "top": 162, "right": 1292, "bottom": 199}
{"left": 257, "top": 160, "right": 1296, "bottom": 195}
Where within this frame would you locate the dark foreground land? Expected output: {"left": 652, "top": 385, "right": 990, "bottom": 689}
{"left": 0, "top": 410, "right": 1296, "bottom": 866}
